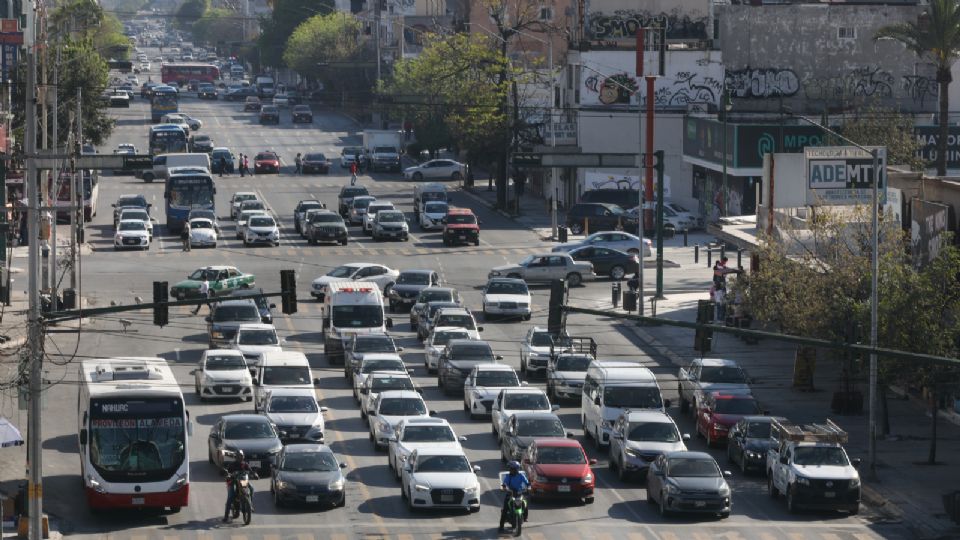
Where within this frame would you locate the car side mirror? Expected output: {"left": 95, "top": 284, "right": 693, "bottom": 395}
{"left": 477, "top": 327, "right": 484, "bottom": 332}
{"left": 459, "top": 436, "right": 467, "bottom": 442}
{"left": 367, "top": 410, "right": 376, "bottom": 417}
{"left": 397, "top": 346, "right": 404, "bottom": 352}
{"left": 589, "top": 458, "right": 598, "bottom": 465}
{"left": 79, "top": 429, "right": 87, "bottom": 445}
{"left": 851, "top": 458, "right": 862, "bottom": 468}
{"left": 780, "top": 456, "right": 789, "bottom": 465}
{"left": 386, "top": 318, "right": 394, "bottom": 328}
{"left": 313, "top": 378, "right": 321, "bottom": 387}
{"left": 594, "top": 396, "right": 601, "bottom": 406}
{"left": 551, "top": 404, "right": 560, "bottom": 412}
{"left": 723, "top": 470, "right": 733, "bottom": 477}
{"left": 204, "top": 316, "right": 212, "bottom": 323}
{"left": 210, "top": 432, "right": 220, "bottom": 441}
{"left": 682, "top": 433, "right": 691, "bottom": 441}
{"left": 663, "top": 399, "right": 672, "bottom": 408}
{"left": 496, "top": 355, "right": 503, "bottom": 361}
{"left": 566, "top": 432, "right": 574, "bottom": 439}
{"left": 520, "top": 381, "right": 529, "bottom": 386}
{"left": 472, "top": 465, "right": 481, "bottom": 473}
{"left": 429, "top": 410, "right": 437, "bottom": 417}
{"left": 269, "top": 303, "right": 276, "bottom": 309}
{"left": 320, "top": 406, "right": 329, "bottom": 413}
{"left": 279, "top": 431, "right": 288, "bottom": 438}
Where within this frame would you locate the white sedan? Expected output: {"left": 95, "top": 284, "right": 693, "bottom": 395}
{"left": 352, "top": 354, "right": 407, "bottom": 401}
{"left": 363, "top": 201, "right": 395, "bottom": 234}
{"left": 400, "top": 448, "right": 481, "bottom": 512}
{"left": 114, "top": 219, "right": 150, "bottom": 250}
{"left": 188, "top": 217, "right": 218, "bottom": 248}
{"left": 424, "top": 327, "right": 474, "bottom": 374}
{"left": 194, "top": 349, "right": 253, "bottom": 401}
{"left": 243, "top": 214, "right": 280, "bottom": 247}
{"left": 491, "top": 388, "right": 556, "bottom": 439}
{"left": 118, "top": 207, "right": 154, "bottom": 239}
{"left": 310, "top": 263, "right": 399, "bottom": 301}
{"left": 360, "top": 371, "right": 416, "bottom": 418}
{"left": 368, "top": 390, "right": 430, "bottom": 449}
{"left": 463, "top": 364, "right": 523, "bottom": 420}
{"left": 419, "top": 200, "right": 449, "bottom": 230}
{"left": 236, "top": 209, "right": 268, "bottom": 239}
{"left": 481, "top": 277, "right": 532, "bottom": 321}
{"left": 551, "top": 231, "right": 652, "bottom": 257}
{"left": 389, "top": 417, "right": 465, "bottom": 479}
{"left": 403, "top": 159, "right": 465, "bottom": 181}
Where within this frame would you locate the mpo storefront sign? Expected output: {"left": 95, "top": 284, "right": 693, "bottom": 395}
{"left": 683, "top": 117, "right": 827, "bottom": 172}
{"left": 805, "top": 146, "right": 886, "bottom": 205}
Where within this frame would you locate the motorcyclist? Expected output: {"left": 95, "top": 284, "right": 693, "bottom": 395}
{"left": 223, "top": 449, "right": 256, "bottom": 523}
{"left": 499, "top": 460, "right": 530, "bottom": 531}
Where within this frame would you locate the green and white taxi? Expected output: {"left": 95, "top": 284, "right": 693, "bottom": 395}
{"left": 170, "top": 266, "right": 256, "bottom": 300}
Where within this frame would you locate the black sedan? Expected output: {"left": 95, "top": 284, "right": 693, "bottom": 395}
{"left": 499, "top": 412, "right": 568, "bottom": 462}
{"left": 292, "top": 105, "right": 314, "bottom": 123}
{"left": 302, "top": 152, "right": 330, "bottom": 174}
{"left": 225, "top": 87, "right": 257, "bottom": 101}
{"left": 568, "top": 246, "right": 639, "bottom": 280}
{"left": 726, "top": 416, "right": 787, "bottom": 474}
{"left": 259, "top": 105, "right": 280, "bottom": 125}
{"left": 271, "top": 444, "right": 347, "bottom": 508}
{"left": 387, "top": 270, "right": 441, "bottom": 312}
{"left": 207, "top": 414, "right": 283, "bottom": 475}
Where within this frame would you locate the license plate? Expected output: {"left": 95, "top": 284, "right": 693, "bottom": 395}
{"left": 305, "top": 495, "right": 319, "bottom": 502}
{"left": 132, "top": 497, "right": 144, "bottom": 505}
{"left": 694, "top": 500, "right": 706, "bottom": 507}
{"left": 221, "top": 386, "right": 233, "bottom": 392}
{"left": 824, "top": 491, "right": 836, "bottom": 498}
{"left": 441, "top": 494, "right": 454, "bottom": 503}
{"left": 458, "top": 235, "right": 466, "bottom": 240}
{"left": 557, "top": 485, "right": 571, "bottom": 493}
{"left": 249, "top": 460, "right": 261, "bottom": 468}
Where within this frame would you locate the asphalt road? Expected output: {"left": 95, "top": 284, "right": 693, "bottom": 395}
{"left": 19, "top": 65, "right": 904, "bottom": 540}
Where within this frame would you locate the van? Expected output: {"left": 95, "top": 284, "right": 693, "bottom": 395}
{"left": 253, "top": 350, "right": 318, "bottom": 412}
{"left": 413, "top": 183, "right": 448, "bottom": 218}
{"left": 322, "top": 281, "right": 393, "bottom": 365}
{"left": 145, "top": 152, "right": 211, "bottom": 182}
{"left": 581, "top": 361, "right": 668, "bottom": 447}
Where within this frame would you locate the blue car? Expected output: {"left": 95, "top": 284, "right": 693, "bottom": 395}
{"left": 211, "top": 147, "right": 235, "bottom": 173}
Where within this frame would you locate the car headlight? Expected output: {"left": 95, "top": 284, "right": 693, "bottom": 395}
{"left": 211, "top": 331, "right": 224, "bottom": 339}
{"left": 518, "top": 303, "right": 529, "bottom": 308}
{"left": 795, "top": 476, "right": 811, "bottom": 486}
{"left": 276, "top": 480, "right": 295, "bottom": 490}
{"left": 202, "top": 374, "right": 215, "bottom": 385}
{"left": 114, "top": 235, "right": 122, "bottom": 242}
{"left": 414, "top": 484, "right": 430, "bottom": 492}
{"left": 624, "top": 448, "right": 640, "bottom": 458}
{"left": 849, "top": 476, "right": 861, "bottom": 489}
{"left": 485, "top": 301, "right": 498, "bottom": 308}
{"left": 601, "top": 420, "right": 614, "bottom": 430}
{"left": 87, "top": 476, "right": 106, "bottom": 493}
{"left": 472, "top": 391, "right": 482, "bottom": 399}
{"left": 582, "top": 473, "right": 593, "bottom": 483}
{"left": 665, "top": 483, "right": 681, "bottom": 495}
{"left": 490, "top": 271, "right": 502, "bottom": 276}
{"left": 533, "top": 473, "right": 548, "bottom": 483}
{"left": 379, "top": 421, "right": 394, "bottom": 434}
{"left": 328, "top": 478, "right": 345, "bottom": 491}
{"left": 718, "top": 485, "right": 731, "bottom": 497}
{"left": 465, "top": 484, "right": 479, "bottom": 495}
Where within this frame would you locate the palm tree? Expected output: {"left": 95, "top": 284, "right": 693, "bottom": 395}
{"left": 876, "top": 0, "right": 960, "bottom": 176}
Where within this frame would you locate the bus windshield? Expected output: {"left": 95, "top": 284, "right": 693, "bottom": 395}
{"left": 88, "top": 398, "right": 186, "bottom": 482}
{"left": 150, "top": 128, "right": 187, "bottom": 154}
{"left": 167, "top": 175, "right": 214, "bottom": 208}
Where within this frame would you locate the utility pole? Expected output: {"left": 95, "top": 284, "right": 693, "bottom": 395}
{"left": 24, "top": 0, "right": 46, "bottom": 538}
{"left": 69, "top": 88, "right": 78, "bottom": 290}
{"left": 75, "top": 88, "right": 83, "bottom": 246}
{"left": 49, "top": 50, "right": 58, "bottom": 309}
{"left": 375, "top": 0, "right": 381, "bottom": 82}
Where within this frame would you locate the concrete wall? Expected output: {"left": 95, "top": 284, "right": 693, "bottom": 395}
{"left": 718, "top": 4, "right": 933, "bottom": 114}
{"left": 584, "top": 0, "right": 711, "bottom": 41}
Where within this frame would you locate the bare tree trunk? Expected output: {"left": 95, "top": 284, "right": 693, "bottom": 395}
{"left": 929, "top": 388, "right": 939, "bottom": 464}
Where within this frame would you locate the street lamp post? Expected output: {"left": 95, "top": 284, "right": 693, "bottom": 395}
{"left": 720, "top": 88, "right": 732, "bottom": 218}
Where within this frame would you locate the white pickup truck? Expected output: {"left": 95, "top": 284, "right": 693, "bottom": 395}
{"left": 766, "top": 418, "right": 861, "bottom": 514}
{"left": 676, "top": 357, "right": 751, "bottom": 414}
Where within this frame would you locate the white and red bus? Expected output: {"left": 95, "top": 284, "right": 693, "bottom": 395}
{"left": 50, "top": 170, "right": 99, "bottom": 222}
{"left": 78, "top": 358, "right": 193, "bottom": 512}
{"left": 160, "top": 63, "right": 221, "bottom": 87}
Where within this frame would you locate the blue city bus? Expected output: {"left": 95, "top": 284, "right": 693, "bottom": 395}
{"left": 150, "top": 85, "right": 179, "bottom": 122}
{"left": 148, "top": 124, "right": 188, "bottom": 155}
{"left": 164, "top": 168, "right": 215, "bottom": 233}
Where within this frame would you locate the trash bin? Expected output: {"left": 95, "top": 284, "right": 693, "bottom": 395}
{"left": 558, "top": 226, "right": 568, "bottom": 243}
{"left": 62, "top": 288, "right": 77, "bottom": 310}
{"left": 622, "top": 290, "right": 637, "bottom": 312}
{"left": 611, "top": 282, "right": 621, "bottom": 308}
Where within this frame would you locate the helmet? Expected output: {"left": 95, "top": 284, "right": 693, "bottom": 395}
{"left": 508, "top": 460, "right": 521, "bottom": 472}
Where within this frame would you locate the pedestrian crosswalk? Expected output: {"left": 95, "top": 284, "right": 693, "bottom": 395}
{"left": 91, "top": 243, "right": 540, "bottom": 259}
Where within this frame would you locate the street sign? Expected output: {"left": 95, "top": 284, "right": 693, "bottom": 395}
{"left": 122, "top": 155, "right": 153, "bottom": 170}
{"left": 510, "top": 153, "right": 542, "bottom": 166}
{"left": 510, "top": 152, "right": 636, "bottom": 168}
{"left": 805, "top": 146, "right": 886, "bottom": 206}
{"left": 32, "top": 154, "right": 153, "bottom": 170}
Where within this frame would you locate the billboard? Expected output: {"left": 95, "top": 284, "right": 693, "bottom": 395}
{"left": 910, "top": 199, "right": 953, "bottom": 268}
{"left": 805, "top": 146, "right": 886, "bottom": 205}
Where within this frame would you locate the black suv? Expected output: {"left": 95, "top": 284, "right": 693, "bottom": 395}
{"left": 306, "top": 210, "right": 348, "bottom": 246}
{"left": 294, "top": 199, "right": 326, "bottom": 234}
{"left": 259, "top": 104, "right": 280, "bottom": 124}
{"left": 228, "top": 288, "right": 276, "bottom": 324}
{"left": 565, "top": 202, "right": 637, "bottom": 235}
{"left": 580, "top": 189, "right": 640, "bottom": 209}
{"left": 437, "top": 339, "right": 502, "bottom": 395}
{"left": 338, "top": 186, "right": 370, "bottom": 216}
{"left": 206, "top": 299, "right": 263, "bottom": 348}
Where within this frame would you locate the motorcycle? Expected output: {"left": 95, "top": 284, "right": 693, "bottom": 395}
{"left": 228, "top": 470, "right": 257, "bottom": 525}
{"left": 499, "top": 488, "right": 527, "bottom": 537}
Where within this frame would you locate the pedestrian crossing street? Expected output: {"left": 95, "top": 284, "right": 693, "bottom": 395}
{"left": 89, "top": 526, "right": 888, "bottom": 540}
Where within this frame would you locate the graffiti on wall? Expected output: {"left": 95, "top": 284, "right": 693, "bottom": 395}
{"left": 725, "top": 68, "right": 799, "bottom": 99}
{"left": 901, "top": 75, "right": 939, "bottom": 107}
{"left": 801, "top": 66, "right": 894, "bottom": 100}
{"left": 653, "top": 71, "right": 723, "bottom": 107}
{"left": 587, "top": 10, "right": 708, "bottom": 41}
{"left": 584, "top": 72, "right": 639, "bottom": 105}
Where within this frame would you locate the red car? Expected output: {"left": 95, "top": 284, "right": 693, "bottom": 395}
{"left": 521, "top": 438, "right": 596, "bottom": 504}
{"left": 254, "top": 151, "right": 280, "bottom": 174}
{"left": 696, "top": 392, "right": 761, "bottom": 447}
{"left": 442, "top": 207, "right": 480, "bottom": 246}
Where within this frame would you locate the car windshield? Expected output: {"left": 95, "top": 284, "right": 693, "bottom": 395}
{"left": 205, "top": 355, "right": 246, "bottom": 370}
{"left": 699, "top": 366, "right": 747, "bottom": 384}
{"left": 234, "top": 194, "right": 256, "bottom": 204}
{"left": 793, "top": 446, "right": 850, "bottom": 466}
{"left": 262, "top": 366, "right": 311, "bottom": 386}
{"left": 355, "top": 337, "right": 396, "bottom": 353}
{"left": 237, "top": 329, "right": 278, "bottom": 345}
{"left": 516, "top": 418, "right": 564, "bottom": 437}
{"left": 402, "top": 425, "right": 455, "bottom": 442}
{"left": 487, "top": 281, "right": 528, "bottom": 295}
{"left": 353, "top": 199, "right": 373, "bottom": 210}
{"left": 555, "top": 355, "right": 592, "bottom": 371}
{"left": 378, "top": 212, "right": 405, "bottom": 223}
{"left": 268, "top": 395, "right": 318, "bottom": 413}
{"left": 341, "top": 187, "right": 368, "bottom": 197}
{"left": 194, "top": 136, "right": 210, "bottom": 142}
{"left": 249, "top": 217, "right": 275, "bottom": 227}
{"left": 416, "top": 454, "right": 471, "bottom": 473}
{"left": 332, "top": 305, "right": 384, "bottom": 328}
{"left": 446, "top": 214, "right": 476, "bottom": 224}
{"left": 451, "top": 344, "right": 493, "bottom": 360}
{"left": 343, "top": 147, "right": 362, "bottom": 156}
{"left": 475, "top": 371, "right": 519, "bottom": 387}
{"left": 369, "top": 205, "right": 392, "bottom": 214}
{"left": 398, "top": 273, "right": 430, "bottom": 285}
{"left": 418, "top": 290, "right": 452, "bottom": 304}
{"left": 714, "top": 398, "right": 760, "bottom": 415}
{"left": 427, "top": 303, "right": 457, "bottom": 318}
{"left": 122, "top": 211, "right": 148, "bottom": 221}
{"left": 305, "top": 153, "right": 325, "bottom": 160}
{"left": 433, "top": 331, "right": 469, "bottom": 346}
{"left": 191, "top": 210, "right": 216, "bottom": 220}
{"left": 213, "top": 305, "right": 260, "bottom": 322}
{"left": 425, "top": 202, "right": 448, "bottom": 214}
{"left": 256, "top": 153, "right": 277, "bottom": 160}
{"left": 223, "top": 420, "right": 275, "bottom": 439}
{"left": 190, "top": 220, "right": 213, "bottom": 229}
{"left": 529, "top": 332, "right": 553, "bottom": 347}
{"left": 310, "top": 214, "right": 341, "bottom": 224}
{"left": 280, "top": 451, "right": 338, "bottom": 472}
{"left": 188, "top": 269, "right": 222, "bottom": 280}
{"left": 242, "top": 201, "right": 265, "bottom": 210}
{"left": 379, "top": 397, "right": 426, "bottom": 416}
{"left": 666, "top": 458, "right": 720, "bottom": 478}
{"left": 746, "top": 422, "right": 772, "bottom": 439}
{"left": 119, "top": 221, "right": 145, "bottom": 231}
{"left": 603, "top": 387, "right": 663, "bottom": 409}
{"left": 504, "top": 394, "right": 549, "bottom": 410}
{"left": 361, "top": 359, "right": 404, "bottom": 373}
{"left": 117, "top": 197, "right": 146, "bottom": 207}
{"left": 437, "top": 314, "right": 475, "bottom": 329}
{"left": 628, "top": 422, "right": 680, "bottom": 442}
{"left": 327, "top": 266, "right": 357, "bottom": 278}
{"left": 299, "top": 203, "right": 323, "bottom": 213}
{"left": 370, "top": 377, "right": 414, "bottom": 391}
{"left": 374, "top": 146, "right": 395, "bottom": 153}
{"left": 537, "top": 446, "right": 586, "bottom": 464}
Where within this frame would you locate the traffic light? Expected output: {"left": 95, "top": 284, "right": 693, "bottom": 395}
{"left": 153, "top": 281, "right": 168, "bottom": 327}
{"left": 280, "top": 270, "right": 297, "bottom": 315}
{"left": 547, "top": 279, "right": 567, "bottom": 334}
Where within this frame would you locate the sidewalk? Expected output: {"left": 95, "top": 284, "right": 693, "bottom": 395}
{"left": 461, "top": 183, "right": 557, "bottom": 238}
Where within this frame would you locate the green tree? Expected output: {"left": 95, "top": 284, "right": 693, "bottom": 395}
{"left": 876, "top": 0, "right": 960, "bottom": 176}
{"left": 175, "top": 0, "right": 210, "bottom": 31}
{"left": 192, "top": 8, "right": 242, "bottom": 47}
{"left": 282, "top": 13, "right": 363, "bottom": 78}
{"left": 837, "top": 105, "right": 925, "bottom": 170}
{"left": 258, "top": 0, "right": 335, "bottom": 69}
{"left": 59, "top": 40, "right": 113, "bottom": 146}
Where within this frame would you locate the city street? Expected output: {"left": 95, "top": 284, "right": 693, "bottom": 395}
{"left": 3, "top": 81, "right": 911, "bottom": 540}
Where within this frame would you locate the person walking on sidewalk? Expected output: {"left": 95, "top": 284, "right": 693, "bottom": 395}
{"left": 294, "top": 153, "right": 303, "bottom": 175}
{"left": 193, "top": 278, "right": 210, "bottom": 315}
{"left": 350, "top": 160, "right": 358, "bottom": 186}
{"left": 239, "top": 154, "right": 246, "bottom": 177}
{"left": 181, "top": 221, "right": 191, "bottom": 251}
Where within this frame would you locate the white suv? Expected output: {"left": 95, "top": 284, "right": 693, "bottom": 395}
{"left": 463, "top": 364, "right": 523, "bottom": 420}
